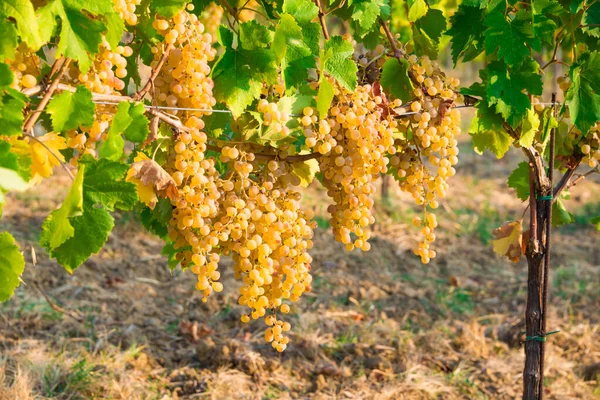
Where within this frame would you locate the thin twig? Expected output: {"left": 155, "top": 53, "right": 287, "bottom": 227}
{"left": 23, "top": 133, "right": 75, "bottom": 180}
{"left": 34, "top": 281, "right": 84, "bottom": 323}
{"left": 23, "top": 58, "right": 72, "bottom": 135}
{"left": 315, "top": 0, "right": 330, "bottom": 40}
{"left": 132, "top": 43, "right": 173, "bottom": 101}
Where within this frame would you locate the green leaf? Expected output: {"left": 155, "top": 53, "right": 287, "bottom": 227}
{"left": 0, "top": 166, "right": 27, "bottom": 192}
{"left": 565, "top": 51, "right": 600, "bottom": 133}
{"left": 0, "top": 232, "right": 25, "bottom": 302}
{"left": 99, "top": 102, "right": 131, "bottom": 160}
{"left": 240, "top": 21, "right": 272, "bottom": 50}
{"left": 590, "top": 215, "right": 600, "bottom": 230}
{"left": 0, "top": 140, "right": 31, "bottom": 181}
{"left": 78, "top": 156, "right": 137, "bottom": 211}
{"left": 317, "top": 78, "right": 334, "bottom": 119}
{"left": 273, "top": 14, "right": 316, "bottom": 90}
{"left": 291, "top": 158, "right": 319, "bottom": 187}
{"left": 0, "top": 62, "right": 13, "bottom": 88}
{"left": 350, "top": 0, "right": 389, "bottom": 33}
{"left": 380, "top": 58, "right": 414, "bottom": 103}
{"left": 0, "top": 20, "right": 18, "bottom": 60}
{"left": 415, "top": 8, "right": 446, "bottom": 44}
{"left": 323, "top": 36, "right": 358, "bottom": 91}
{"left": 484, "top": 10, "right": 540, "bottom": 66}
{"left": 282, "top": 0, "right": 320, "bottom": 55}
{"left": 40, "top": 165, "right": 85, "bottom": 251}
{"left": 37, "top": 0, "right": 108, "bottom": 72}
{"left": 151, "top": 0, "right": 188, "bottom": 17}
{"left": 0, "top": 87, "right": 27, "bottom": 136}
{"left": 104, "top": 11, "right": 126, "bottom": 50}
{"left": 469, "top": 115, "right": 513, "bottom": 158}
{"left": 212, "top": 27, "right": 278, "bottom": 117}
{"left": 519, "top": 108, "right": 540, "bottom": 148}
{"left": 485, "top": 60, "right": 542, "bottom": 128}
{"left": 51, "top": 201, "right": 114, "bottom": 272}
{"left": 447, "top": 5, "right": 485, "bottom": 65}
{"left": 46, "top": 86, "right": 95, "bottom": 132}
{"left": 507, "top": 162, "right": 530, "bottom": 201}
{"left": 407, "top": 0, "right": 428, "bottom": 21}
{"left": 552, "top": 198, "right": 574, "bottom": 227}
{"left": 583, "top": 2, "right": 600, "bottom": 38}
{"left": 123, "top": 103, "right": 150, "bottom": 143}
{"left": 140, "top": 198, "right": 172, "bottom": 238}
{"left": 0, "top": 0, "right": 43, "bottom": 50}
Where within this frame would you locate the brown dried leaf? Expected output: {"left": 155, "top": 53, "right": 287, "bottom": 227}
{"left": 492, "top": 220, "right": 523, "bottom": 262}
{"left": 127, "top": 154, "right": 178, "bottom": 209}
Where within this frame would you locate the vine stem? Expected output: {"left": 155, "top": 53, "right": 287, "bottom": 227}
{"left": 378, "top": 18, "right": 418, "bottom": 84}
{"left": 133, "top": 43, "right": 173, "bottom": 101}
{"left": 147, "top": 109, "right": 321, "bottom": 162}
{"left": 23, "top": 58, "right": 72, "bottom": 135}
{"left": 315, "top": 0, "right": 330, "bottom": 40}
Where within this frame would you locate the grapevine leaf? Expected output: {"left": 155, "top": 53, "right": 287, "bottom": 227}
{"left": 140, "top": 198, "right": 172, "bottom": 238}
{"left": 291, "top": 158, "right": 319, "bottom": 187}
{"left": 484, "top": 10, "right": 540, "bottom": 66}
{"left": 0, "top": 0, "right": 43, "bottom": 50}
{"left": 583, "top": 2, "right": 600, "bottom": 38}
{"left": 485, "top": 60, "right": 542, "bottom": 128}
{"left": 104, "top": 12, "right": 126, "bottom": 50}
{"left": 491, "top": 220, "right": 523, "bottom": 262}
{"left": 36, "top": 0, "right": 108, "bottom": 72}
{"left": 411, "top": 24, "right": 438, "bottom": 59}
{"left": 0, "top": 141, "right": 31, "bottom": 181}
{"left": 282, "top": 0, "right": 320, "bottom": 55}
{"left": 519, "top": 108, "right": 540, "bottom": 148}
{"left": 0, "top": 87, "right": 27, "bottom": 136}
{"left": 272, "top": 14, "right": 315, "bottom": 89}
{"left": 415, "top": 8, "right": 446, "bottom": 45}
{"left": 350, "top": 0, "right": 389, "bottom": 33}
{"left": 470, "top": 116, "right": 512, "bottom": 158}
{"left": 565, "top": 51, "right": 600, "bottom": 133}
{"left": 40, "top": 165, "right": 85, "bottom": 251}
{"left": 0, "top": 63, "right": 12, "bottom": 88}
{"left": 507, "top": 161, "right": 530, "bottom": 201}
{"left": 538, "top": 107, "right": 558, "bottom": 150}
{"left": 29, "top": 132, "right": 67, "bottom": 182}
{"left": 0, "top": 20, "right": 18, "bottom": 60}
{"left": 46, "top": 86, "right": 95, "bottom": 132}
{"left": 123, "top": 103, "right": 150, "bottom": 143}
{"left": 161, "top": 240, "right": 180, "bottom": 270}
{"left": 126, "top": 152, "right": 178, "bottom": 209}
{"left": 532, "top": 0, "right": 563, "bottom": 46}
{"left": 407, "top": 0, "right": 428, "bottom": 22}
{"left": 99, "top": 102, "right": 131, "bottom": 160}
{"left": 78, "top": 156, "right": 137, "bottom": 211}
{"left": 552, "top": 198, "right": 574, "bottom": 227}
{"left": 590, "top": 215, "right": 600, "bottom": 230}
{"left": 317, "top": 79, "right": 334, "bottom": 119}
{"left": 0, "top": 232, "right": 25, "bottom": 302}
{"left": 150, "top": 0, "right": 188, "bottom": 17}
{"left": 212, "top": 27, "right": 278, "bottom": 117}
{"left": 380, "top": 58, "right": 414, "bottom": 103}
{"left": 52, "top": 201, "right": 114, "bottom": 272}
{"left": 0, "top": 166, "right": 27, "bottom": 194}
{"left": 240, "top": 21, "right": 273, "bottom": 50}
{"left": 323, "top": 36, "right": 358, "bottom": 91}
{"left": 446, "top": 5, "right": 485, "bottom": 64}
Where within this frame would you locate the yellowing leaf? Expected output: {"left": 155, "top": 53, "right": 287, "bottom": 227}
{"left": 29, "top": 133, "right": 67, "bottom": 183}
{"left": 492, "top": 220, "right": 523, "bottom": 262}
{"left": 291, "top": 158, "right": 319, "bottom": 187}
{"left": 126, "top": 152, "right": 178, "bottom": 209}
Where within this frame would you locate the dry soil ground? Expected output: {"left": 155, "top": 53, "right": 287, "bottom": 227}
{"left": 1, "top": 130, "right": 600, "bottom": 399}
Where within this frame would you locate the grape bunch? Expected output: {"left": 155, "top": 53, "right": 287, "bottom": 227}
{"left": 390, "top": 55, "right": 461, "bottom": 263}
{"left": 5, "top": 43, "right": 41, "bottom": 90}
{"left": 302, "top": 81, "right": 399, "bottom": 251}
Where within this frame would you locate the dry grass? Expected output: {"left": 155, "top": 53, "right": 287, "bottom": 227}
{"left": 1, "top": 142, "right": 599, "bottom": 399}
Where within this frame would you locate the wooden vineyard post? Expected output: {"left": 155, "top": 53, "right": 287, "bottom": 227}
{"left": 523, "top": 94, "right": 557, "bottom": 400}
